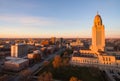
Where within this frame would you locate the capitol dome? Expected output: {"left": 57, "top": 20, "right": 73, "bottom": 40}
{"left": 94, "top": 13, "right": 102, "bottom": 26}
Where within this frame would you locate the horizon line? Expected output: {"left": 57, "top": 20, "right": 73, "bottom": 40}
{"left": 0, "top": 37, "right": 120, "bottom": 39}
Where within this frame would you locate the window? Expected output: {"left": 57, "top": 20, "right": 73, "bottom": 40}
{"left": 103, "top": 57, "right": 105, "bottom": 61}
{"left": 106, "top": 57, "right": 108, "bottom": 61}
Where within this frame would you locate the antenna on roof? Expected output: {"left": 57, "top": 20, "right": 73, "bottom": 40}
{"left": 97, "top": 11, "right": 99, "bottom": 15}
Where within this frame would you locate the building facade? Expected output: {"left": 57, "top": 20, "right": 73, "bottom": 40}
{"left": 11, "top": 43, "right": 28, "bottom": 57}
{"left": 90, "top": 13, "right": 105, "bottom": 52}
{"left": 70, "top": 13, "right": 120, "bottom": 71}
{"left": 70, "top": 38, "right": 83, "bottom": 47}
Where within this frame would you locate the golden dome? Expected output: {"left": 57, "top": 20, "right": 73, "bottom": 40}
{"left": 94, "top": 13, "right": 102, "bottom": 26}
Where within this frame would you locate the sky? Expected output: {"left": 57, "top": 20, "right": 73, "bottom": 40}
{"left": 0, "top": 0, "right": 120, "bottom": 38}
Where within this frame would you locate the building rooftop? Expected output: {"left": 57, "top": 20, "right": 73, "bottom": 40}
{"left": 79, "top": 54, "right": 97, "bottom": 58}
{"left": 5, "top": 57, "right": 28, "bottom": 64}
{"left": 15, "top": 43, "right": 25, "bottom": 46}
{"left": 73, "top": 53, "right": 97, "bottom": 58}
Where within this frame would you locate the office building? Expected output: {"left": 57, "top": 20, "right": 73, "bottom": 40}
{"left": 11, "top": 43, "right": 28, "bottom": 57}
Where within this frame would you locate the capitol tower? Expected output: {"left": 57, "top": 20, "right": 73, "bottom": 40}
{"left": 90, "top": 13, "right": 105, "bottom": 52}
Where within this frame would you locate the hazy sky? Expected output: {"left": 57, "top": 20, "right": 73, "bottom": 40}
{"left": 0, "top": 0, "right": 120, "bottom": 38}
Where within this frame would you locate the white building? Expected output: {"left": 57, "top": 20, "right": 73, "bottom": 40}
{"left": 70, "top": 38, "right": 83, "bottom": 47}
{"left": 11, "top": 43, "right": 28, "bottom": 57}
{"left": 71, "top": 51, "right": 120, "bottom": 70}
{"left": 4, "top": 57, "right": 29, "bottom": 71}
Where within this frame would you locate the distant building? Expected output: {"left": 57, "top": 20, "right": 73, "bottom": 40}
{"left": 51, "top": 37, "right": 56, "bottom": 44}
{"left": 4, "top": 57, "right": 29, "bottom": 71}
{"left": 27, "top": 38, "right": 35, "bottom": 45}
{"left": 11, "top": 43, "right": 28, "bottom": 57}
{"left": 28, "top": 50, "right": 42, "bottom": 59}
{"left": 27, "top": 53, "right": 41, "bottom": 60}
{"left": 27, "top": 50, "right": 42, "bottom": 64}
{"left": 66, "top": 43, "right": 72, "bottom": 49}
{"left": 70, "top": 38, "right": 83, "bottom": 47}
{"left": 41, "top": 40, "right": 49, "bottom": 46}
{"left": 59, "top": 38, "right": 64, "bottom": 43}
{"left": 57, "top": 38, "right": 64, "bottom": 47}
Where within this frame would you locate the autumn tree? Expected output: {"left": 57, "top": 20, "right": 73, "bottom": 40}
{"left": 43, "top": 61, "right": 49, "bottom": 67}
{"left": 63, "top": 51, "right": 68, "bottom": 57}
{"left": 62, "top": 58, "right": 69, "bottom": 66}
{"left": 69, "top": 76, "right": 82, "bottom": 81}
{"left": 69, "top": 76, "right": 78, "bottom": 81}
{"left": 38, "top": 74, "right": 44, "bottom": 81}
{"left": 52, "top": 55, "right": 62, "bottom": 68}
{"left": 44, "top": 72, "right": 52, "bottom": 81}
{"left": 19, "top": 69, "right": 32, "bottom": 81}
{"left": 0, "top": 75, "right": 8, "bottom": 81}
{"left": 38, "top": 71, "right": 53, "bottom": 81}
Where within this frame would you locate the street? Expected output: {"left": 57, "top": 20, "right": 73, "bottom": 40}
{"left": 12, "top": 48, "right": 65, "bottom": 81}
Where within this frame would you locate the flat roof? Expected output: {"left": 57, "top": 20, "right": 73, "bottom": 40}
{"left": 79, "top": 55, "right": 97, "bottom": 58}
{"left": 6, "top": 56, "right": 21, "bottom": 60}
{"left": 73, "top": 53, "right": 97, "bottom": 58}
{"left": 5, "top": 57, "right": 28, "bottom": 64}
{"left": 15, "top": 43, "right": 25, "bottom": 45}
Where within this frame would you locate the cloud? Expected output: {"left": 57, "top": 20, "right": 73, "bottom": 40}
{"left": 0, "top": 14, "right": 88, "bottom": 38}
{"left": 0, "top": 15, "right": 56, "bottom": 26}
{"left": 0, "top": 14, "right": 82, "bottom": 28}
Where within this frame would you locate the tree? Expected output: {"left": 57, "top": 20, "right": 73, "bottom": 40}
{"left": 62, "top": 58, "right": 69, "bottom": 66}
{"left": 38, "top": 74, "right": 44, "bottom": 81}
{"left": 63, "top": 51, "right": 68, "bottom": 57}
{"left": 19, "top": 69, "right": 32, "bottom": 81}
{"left": 44, "top": 72, "right": 52, "bottom": 81}
{"left": 38, "top": 71, "right": 53, "bottom": 81}
{"left": 52, "top": 55, "right": 62, "bottom": 68}
{"left": 43, "top": 61, "right": 49, "bottom": 67}
{"left": 69, "top": 76, "right": 82, "bottom": 81}
{"left": 0, "top": 75, "right": 8, "bottom": 81}
{"left": 69, "top": 76, "right": 78, "bottom": 81}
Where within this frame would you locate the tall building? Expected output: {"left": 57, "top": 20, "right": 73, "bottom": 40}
{"left": 70, "top": 13, "right": 120, "bottom": 72}
{"left": 51, "top": 37, "right": 56, "bottom": 44}
{"left": 90, "top": 13, "right": 105, "bottom": 52}
{"left": 11, "top": 43, "right": 28, "bottom": 57}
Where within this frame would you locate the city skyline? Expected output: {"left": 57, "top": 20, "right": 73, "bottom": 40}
{"left": 0, "top": 0, "right": 120, "bottom": 38}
